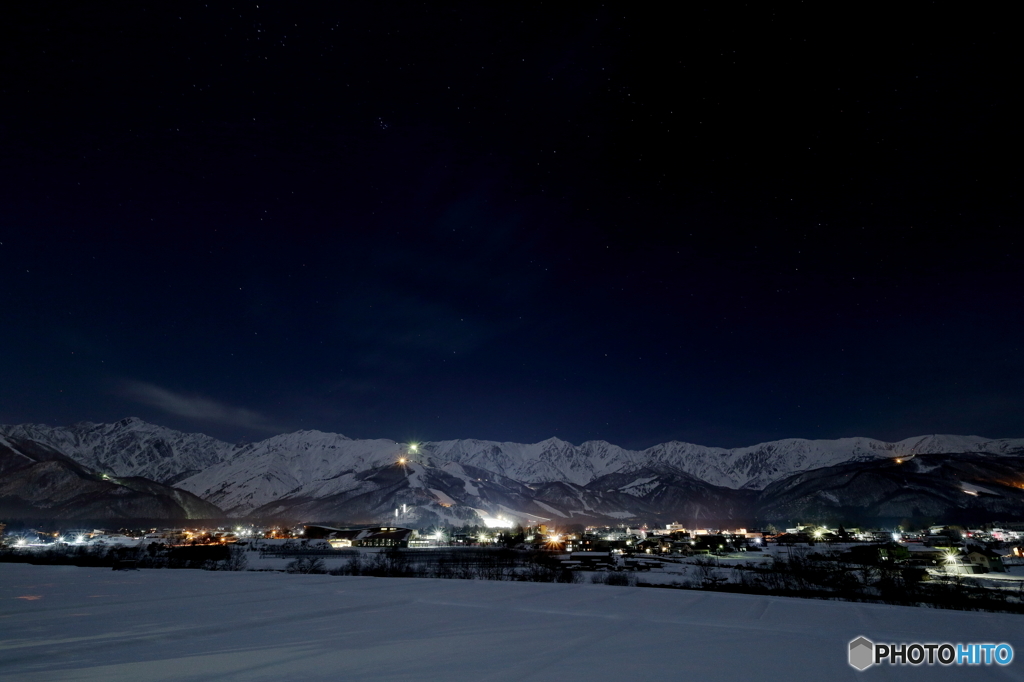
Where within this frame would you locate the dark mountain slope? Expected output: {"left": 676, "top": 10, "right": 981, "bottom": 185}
{"left": 0, "top": 436, "right": 223, "bottom": 520}
{"left": 755, "top": 453, "right": 1024, "bottom": 525}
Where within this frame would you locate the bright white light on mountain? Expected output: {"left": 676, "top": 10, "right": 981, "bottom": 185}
{"left": 480, "top": 516, "right": 513, "bottom": 529}
{"left": 409, "top": 443, "right": 419, "bottom": 453}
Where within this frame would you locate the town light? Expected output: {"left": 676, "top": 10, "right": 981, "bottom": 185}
{"left": 398, "top": 457, "right": 407, "bottom": 465}
{"left": 409, "top": 443, "right": 419, "bottom": 453}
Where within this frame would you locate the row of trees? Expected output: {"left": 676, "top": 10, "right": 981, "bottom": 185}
{"left": 669, "top": 549, "right": 1024, "bottom": 613}
{"left": 0, "top": 542, "right": 249, "bottom": 572}
{"left": 287, "top": 547, "right": 584, "bottom": 583}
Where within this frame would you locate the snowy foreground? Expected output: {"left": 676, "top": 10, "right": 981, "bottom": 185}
{"left": 2, "top": 565, "right": 1022, "bottom": 682}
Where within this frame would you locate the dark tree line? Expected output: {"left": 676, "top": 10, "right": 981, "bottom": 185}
{"left": 0, "top": 542, "right": 248, "bottom": 571}
{"left": 654, "top": 549, "right": 1024, "bottom": 614}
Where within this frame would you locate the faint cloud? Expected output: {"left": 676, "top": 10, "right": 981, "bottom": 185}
{"left": 119, "top": 380, "right": 281, "bottom": 432}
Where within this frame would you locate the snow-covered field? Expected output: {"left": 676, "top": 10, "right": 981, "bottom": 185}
{"left": 1, "top": 564, "right": 1021, "bottom": 681}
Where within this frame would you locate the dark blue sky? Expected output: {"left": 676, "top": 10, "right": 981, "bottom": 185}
{"left": 2, "top": 3, "right": 1021, "bottom": 448}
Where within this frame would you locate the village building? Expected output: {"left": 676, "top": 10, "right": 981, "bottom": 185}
{"left": 303, "top": 525, "right": 414, "bottom": 548}
{"left": 965, "top": 547, "right": 1006, "bottom": 573}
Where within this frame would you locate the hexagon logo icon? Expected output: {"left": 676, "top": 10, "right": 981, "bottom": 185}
{"left": 849, "top": 636, "right": 874, "bottom": 671}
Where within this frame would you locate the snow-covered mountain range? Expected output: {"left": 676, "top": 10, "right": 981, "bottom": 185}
{"left": 2, "top": 418, "right": 1022, "bottom": 524}
{"left": 0, "top": 431, "right": 221, "bottom": 520}
{"left": 1, "top": 418, "right": 234, "bottom": 485}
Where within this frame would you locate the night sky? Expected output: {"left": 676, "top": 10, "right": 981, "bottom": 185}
{"left": 2, "top": 4, "right": 1021, "bottom": 448}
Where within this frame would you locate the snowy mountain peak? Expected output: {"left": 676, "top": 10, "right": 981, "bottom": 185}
{"left": 0, "top": 419, "right": 234, "bottom": 486}
{"left": 537, "top": 436, "right": 572, "bottom": 448}
{"left": 3, "top": 418, "right": 1022, "bottom": 517}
